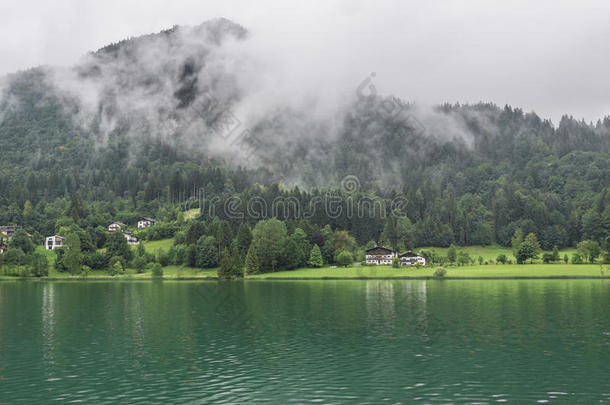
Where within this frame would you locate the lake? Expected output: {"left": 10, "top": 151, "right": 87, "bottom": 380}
{"left": 1, "top": 280, "right": 609, "bottom": 403}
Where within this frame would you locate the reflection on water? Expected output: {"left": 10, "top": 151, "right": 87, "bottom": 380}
{"left": 1, "top": 280, "right": 609, "bottom": 404}
{"left": 42, "top": 283, "right": 55, "bottom": 380}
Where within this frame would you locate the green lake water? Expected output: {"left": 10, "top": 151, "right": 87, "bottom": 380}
{"left": 1, "top": 280, "right": 609, "bottom": 403}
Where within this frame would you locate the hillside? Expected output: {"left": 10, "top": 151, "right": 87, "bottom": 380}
{"left": 0, "top": 18, "right": 608, "bottom": 251}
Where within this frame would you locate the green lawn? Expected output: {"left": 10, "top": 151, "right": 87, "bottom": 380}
{"left": 248, "top": 264, "right": 608, "bottom": 279}
{"left": 141, "top": 238, "right": 175, "bottom": 253}
{"left": 419, "top": 244, "right": 577, "bottom": 262}
{"left": 6, "top": 263, "right": 608, "bottom": 280}
{"left": 184, "top": 209, "right": 200, "bottom": 220}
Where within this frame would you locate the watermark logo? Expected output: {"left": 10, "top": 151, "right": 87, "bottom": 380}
{"left": 191, "top": 91, "right": 242, "bottom": 140}
{"left": 340, "top": 175, "right": 361, "bottom": 194}
{"left": 356, "top": 72, "right": 425, "bottom": 136}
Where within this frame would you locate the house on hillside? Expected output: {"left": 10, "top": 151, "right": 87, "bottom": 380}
{"left": 137, "top": 217, "right": 157, "bottom": 229}
{"left": 45, "top": 235, "right": 65, "bottom": 250}
{"left": 0, "top": 242, "right": 7, "bottom": 254}
{"left": 108, "top": 222, "right": 126, "bottom": 232}
{"left": 399, "top": 251, "right": 426, "bottom": 266}
{"left": 365, "top": 246, "right": 398, "bottom": 265}
{"left": 0, "top": 225, "right": 21, "bottom": 239}
{"left": 123, "top": 232, "right": 139, "bottom": 246}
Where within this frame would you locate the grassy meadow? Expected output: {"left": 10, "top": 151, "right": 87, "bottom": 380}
{"left": 248, "top": 264, "right": 607, "bottom": 279}
{"left": 419, "top": 244, "right": 577, "bottom": 263}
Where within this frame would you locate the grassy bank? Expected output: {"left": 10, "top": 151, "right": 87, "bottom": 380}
{"left": 19, "top": 264, "right": 607, "bottom": 280}
{"left": 248, "top": 264, "right": 608, "bottom": 279}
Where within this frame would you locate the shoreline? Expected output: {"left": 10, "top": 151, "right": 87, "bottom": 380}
{"left": 1, "top": 275, "right": 609, "bottom": 282}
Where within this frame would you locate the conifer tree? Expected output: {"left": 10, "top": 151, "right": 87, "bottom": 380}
{"left": 245, "top": 245, "right": 260, "bottom": 274}
{"left": 308, "top": 244, "right": 323, "bottom": 268}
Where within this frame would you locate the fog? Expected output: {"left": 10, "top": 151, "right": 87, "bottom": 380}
{"left": 1, "top": 0, "right": 610, "bottom": 122}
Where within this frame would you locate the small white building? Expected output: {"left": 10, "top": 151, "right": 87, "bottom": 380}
{"left": 365, "top": 246, "right": 398, "bottom": 265}
{"left": 108, "top": 222, "right": 126, "bottom": 233}
{"left": 123, "top": 232, "right": 139, "bottom": 246}
{"left": 45, "top": 235, "right": 65, "bottom": 250}
{"left": 399, "top": 251, "right": 426, "bottom": 266}
{"left": 137, "top": 217, "right": 157, "bottom": 229}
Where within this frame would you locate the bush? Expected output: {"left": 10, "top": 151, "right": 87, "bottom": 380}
{"left": 433, "top": 267, "right": 447, "bottom": 278}
{"left": 336, "top": 250, "right": 353, "bottom": 267}
{"left": 174, "top": 245, "right": 186, "bottom": 265}
{"left": 152, "top": 263, "right": 163, "bottom": 278}
{"left": 542, "top": 253, "right": 554, "bottom": 264}
{"left": 571, "top": 253, "right": 584, "bottom": 264}
{"left": 29, "top": 252, "right": 49, "bottom": 277}
{"left": 391, "top": 257, "right": 400, "bottom": 268}
{"left": 457, "top": 251, "right": 471, "bottom": 266}
{"left": 496, "top": 254, "right": 507, "bottom": 264}
{"left": 158, "top": 249, "right": 170, "bottom": 266}
{"left": 108, "top": 256, "right": 125, "bottom": 275}
{"left": 84, "top": 251, "right": 108, "bottom": 270}
{"left": 132, "top": 255, "right": 147, "bottom": 274}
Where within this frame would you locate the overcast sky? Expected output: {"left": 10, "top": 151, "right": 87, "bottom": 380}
{"left": 1, "top": 0, "right": 609, "bottom": 122}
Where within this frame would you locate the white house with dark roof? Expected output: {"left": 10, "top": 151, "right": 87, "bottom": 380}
{"left": 365, "top": 246, "right": 398, "bottom": 265}
{"left": 45, "top": 235, "right": 65, "bottom": 250}
{"left": 399, "top": 251, "right": 426, "bottom": 266}
{"left": 108, "top": 222, "right": 126, "bottom": 232}
{"left": 137, "top": 217, "right": 157, "bottom": 229}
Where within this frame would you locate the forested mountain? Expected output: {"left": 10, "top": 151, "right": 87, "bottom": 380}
{"left": 0, "top": 18, "right": 608, "bottom": 251}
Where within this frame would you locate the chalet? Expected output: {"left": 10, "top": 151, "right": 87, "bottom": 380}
{"left": 108, "top": 222, "right": 126, "bottom": 233}
{"left": 123, "top": 232, "right": 139, "bottom": 246}
{"left": 137, "top": 217, "right": 157, "bottom": 229}
{"left": 365, "top": 246, "right": 398, "bottom": 265}
{"left": 45, "top": 235, "right": 65, "bottom": 250}
{"left": 0, "top": 225, "right": 21, "bottom": 239}
{"left": 0, "top": 242, "right": 7, "bottom": 254}
{"left": 399, "top": 251, "right": 426, "bottom": 266}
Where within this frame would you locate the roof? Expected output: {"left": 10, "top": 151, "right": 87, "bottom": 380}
{"left": 109, "top": 222, "right": 126, "bottom": 227}
{"left": 399, "top": 251, "right": 423, "bottom": 258}
{"left": 0, "top": 225, "right": 21, "bottom": 236}
{"left": 365, "top": 246, "right": 394, "bottom": 254}
{"left": 141, "top": 217, "right": 157, "bottom": 222}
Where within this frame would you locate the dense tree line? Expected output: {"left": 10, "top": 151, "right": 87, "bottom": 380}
{"left": 1, "top": 46, "right": 609, "bottom": 265}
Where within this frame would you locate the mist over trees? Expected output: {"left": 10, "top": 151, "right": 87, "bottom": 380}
{"left": 0, "top": 18, "right": 608, "bottom": 261}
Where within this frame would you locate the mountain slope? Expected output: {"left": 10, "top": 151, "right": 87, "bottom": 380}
{"left": 0, "top": 18, "right": 608, "bottom": 249}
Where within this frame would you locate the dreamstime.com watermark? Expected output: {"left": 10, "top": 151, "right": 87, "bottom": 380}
{"left": 356, "top": 72, "right": 426, "bottom": 136}
{"left": 161, "top": 72, "right": 425, "bottom": 173}
{"left": 177, "top": 176, "right": 408, "bottom": 220}
{"left": 160, "top": 90, "right": 265, "bottom": 165}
